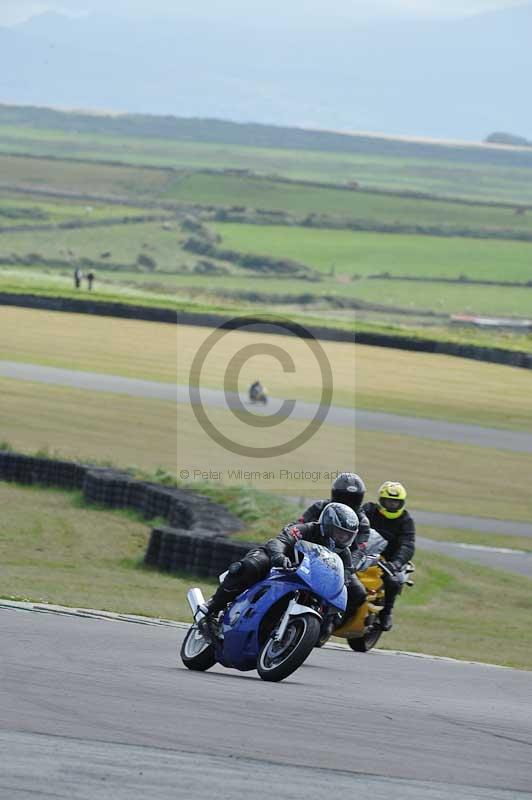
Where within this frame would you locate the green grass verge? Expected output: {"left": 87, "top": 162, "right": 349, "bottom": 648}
{"left": 0, "top": 482, "right": 218, "bottom": 619}
{"left": 380, "top": 550, "right": 532, "bottom": 669}
{"left": 1, "top": 480, "right": 530, "bottom": 669}
{"left": 2, "top": 267, "right": 532, "bottom": 357}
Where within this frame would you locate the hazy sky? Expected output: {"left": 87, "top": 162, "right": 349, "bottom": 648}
{"left": 1, "top": 0, "right": 528, "bottom": 25}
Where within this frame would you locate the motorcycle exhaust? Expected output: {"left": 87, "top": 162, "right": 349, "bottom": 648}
{"left": 187, "top": 587, "right": 206, "bottom": 620}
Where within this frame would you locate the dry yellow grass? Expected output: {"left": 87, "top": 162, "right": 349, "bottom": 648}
{"left": 1, "top": 377, "right": 530, "bottom": 522}
{"left": 1, "top": 308, "right": 531, "bottom": 429}
{"left": 1, "top": 306, "right": 177, "bottom": 382}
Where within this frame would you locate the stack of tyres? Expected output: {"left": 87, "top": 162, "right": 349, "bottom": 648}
{"left": 144, "top": 527, "right": 163, "bottom": 566}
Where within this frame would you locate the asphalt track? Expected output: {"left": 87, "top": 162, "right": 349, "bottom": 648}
{"left": 2, "top": 360, "right": 532, "bottom": 454}
{"left": 1, "top": 606, "right": 531, "bottom": 800}
{"left": 416, "top": 536, "right": 532, "bottom": 577}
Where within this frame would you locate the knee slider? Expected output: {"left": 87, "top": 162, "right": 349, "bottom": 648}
{"left": 228, "top": 561, "right": 244, "bottom": 575}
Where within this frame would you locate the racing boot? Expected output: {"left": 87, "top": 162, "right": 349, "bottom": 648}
{"left": 197, "top": 604, "right": 223, "bottom": 642}
{"left": 379, "top": 603, "right": 394, "bottom": 632}
{"left": 197, "top": 585, "right": 235, "bottom": 642}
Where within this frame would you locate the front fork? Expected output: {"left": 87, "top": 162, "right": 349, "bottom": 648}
{"left": 187, "top": 587, "right": 207, "bottom": 623}
{"left": 273, "top": 595, "right": 323, "bottom": 642}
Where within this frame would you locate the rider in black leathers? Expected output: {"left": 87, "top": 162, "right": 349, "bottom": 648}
{"left": 294, "top": 473, "right": 370, "bottom": 603}
{"left": 202, "top": 503, "right": 366, "bottom": 635}
{"left": 362, "top": 481, "right": 416, "bottom": 631}
{"left": 297, "top": 473, "right": 371, "bottom": 547}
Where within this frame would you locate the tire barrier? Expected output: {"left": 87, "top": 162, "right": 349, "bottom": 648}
{"left": 0, "top": 292, "right": 177, "bottom": 323}
{"left": 0, "top": 451, "right": 249, "bottom": 577}
{"left": 1, "top": 292, "right": 530, "bottom": 370}
{"left": 144, "top": 526, "right": 250, "bottom": 578}
{"left": 0, "top": 451, "right": 86, "bottom": 489}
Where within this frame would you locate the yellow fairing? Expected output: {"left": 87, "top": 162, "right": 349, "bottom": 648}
{"left": 334, "top": 566, "right": 385, "bottom": 638}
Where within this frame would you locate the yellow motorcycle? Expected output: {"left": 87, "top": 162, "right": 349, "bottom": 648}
{"left": 326, "top": 530, "right": 415, "bottom": 651}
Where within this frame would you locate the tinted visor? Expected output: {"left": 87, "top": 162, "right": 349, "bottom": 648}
{"left": 332, "top": 525, "right": 356, "bottom": 548}
{"left": 332, "top": 490, "right": 363, "bottom": 510}
{"left": 381, "top": 498, "right": 405, "bottom": 513}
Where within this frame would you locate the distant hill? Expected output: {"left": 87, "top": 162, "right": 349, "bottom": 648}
{"left": 486, "top": 132, "right": 532, "bottom": 147}
{"left": 0, "top": 3, "right": 531, "bottom": 141}
{"left": 3, "top": 103, "right": 532, "bottom": 172}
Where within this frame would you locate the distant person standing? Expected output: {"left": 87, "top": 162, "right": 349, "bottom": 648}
{"left": 74, "top": 268, "right": 83, "bottom": 289}
{"left": 86, "top": 271, "right": 95, "bottom": 291}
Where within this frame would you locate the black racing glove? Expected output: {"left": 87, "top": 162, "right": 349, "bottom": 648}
{"left": 384, "top": 560, "right": 400, "bottom": 575}
{"left": 271, "top": 553, "right": 291, "bottom": 569}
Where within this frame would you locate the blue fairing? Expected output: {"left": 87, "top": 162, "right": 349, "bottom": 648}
{"left": 294, "top": 540, "right": 347, "bottom": 609}
{"left": 216, "top": 540, "right": 347, "bottom": 671}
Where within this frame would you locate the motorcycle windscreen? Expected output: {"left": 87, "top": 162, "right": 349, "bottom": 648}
{"left": 295, "top": 540, "right": 347, "bottom": 611}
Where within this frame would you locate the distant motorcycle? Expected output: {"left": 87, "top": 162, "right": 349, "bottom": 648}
{"left": 331, "top": 532, "right": 415, "bottom": 652}
{"left": 180, "top": 540, "right": 347, "bottom": 682}
{"left": 249, "top": 384, "right": 268, "bottom": 405}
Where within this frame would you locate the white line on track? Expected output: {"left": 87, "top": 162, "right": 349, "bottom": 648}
{"left": 0, "top": 598, "right": 514, "bottom": 671}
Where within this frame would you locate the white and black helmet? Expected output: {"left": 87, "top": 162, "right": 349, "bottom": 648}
{"left": 331, "top": 472, "right": 366, "bottom": 510}
{"left": 319, "top": 502, "right": 359, "bottom": 550}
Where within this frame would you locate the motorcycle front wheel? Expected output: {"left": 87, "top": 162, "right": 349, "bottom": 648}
{"left": 180, "top": 624, "right": 216, "bottom": 671}
{"left": 257, "top": 614, "right": 320, "bottom": 682}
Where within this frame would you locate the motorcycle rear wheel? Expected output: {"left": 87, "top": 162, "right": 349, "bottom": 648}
{"left": 347, "top": 627, "right": 383, "bottom": 652}
{"left": 180, "top": 624, "right": 216, "bottom": 671}
{"left": 257, "top": 614, "right": 320, "bottom": 682}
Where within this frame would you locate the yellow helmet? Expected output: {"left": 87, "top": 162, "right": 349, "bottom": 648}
{"left": 378, "top": 481, "right": 407, "bottom": 519}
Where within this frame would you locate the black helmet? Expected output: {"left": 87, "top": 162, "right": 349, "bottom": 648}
{"left": 319, "top": 502, "right": 359, "bottom": 550}
{"left": 331, "top": 472, "right": 366, "bottom": 510}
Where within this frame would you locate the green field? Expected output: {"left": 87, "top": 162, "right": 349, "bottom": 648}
{"left": 0, "top": 153, "right": 173, "bottom": 198}
{"left": 1, "top": 481, "right": 531, "bottom": 669}
{"left": 0, "top": 219, "right": 188, "bottom": 268}
{"left": 167, "top": 272, "right": 530, "bottom": 318}
{"left": 0, "top": 193, "right": 159, "bottom": 225}
{"left": 1, "top": 194, "right": 531, "bottom": 321}
{"left": 164, "top": 172, "right": 532, "bottom": 233}
{"left": 2, "top": 120, "right": 532, "bottom": 203}
{"left": 212, "top": 222, "right": 532, "bottom": 284}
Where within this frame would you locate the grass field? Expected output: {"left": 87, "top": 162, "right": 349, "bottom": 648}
{"left": 164, "top": 172, "right": 532, "bottom": 232}
{"left": 165, "top": 271, "right": 531, "bottom": 318}
{"left": 0, "top": 154, "right": 173, "bottom": 198}
{"left": 1, "top": 481, "right": 530, "bottom": 669}
{"left": 0, "top": 193, "right": 159, "bottom": 225}
{"left": 213, "top": 222, "right": 532, "bottom": 284}
{"left": 2, "top": 376, "right": 530, "bottom": 522}
{"left": 0, "top": 219, "right": 188, "bottom": 267}
{"left": 2, "top": 123, "right": 532, "bottom": 203}
{"left": 0, "top": 482, "right": 215, "bottom": 620}
{"left": 1, "top": 209, "right": 531, "bottom": 319}
{"left": 2, "top": 309, "right": 532, "bottom": 430}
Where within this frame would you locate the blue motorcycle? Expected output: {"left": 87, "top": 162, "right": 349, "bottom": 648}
{"left": 180, "top": 540, "right": 347, "bottom": 682}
